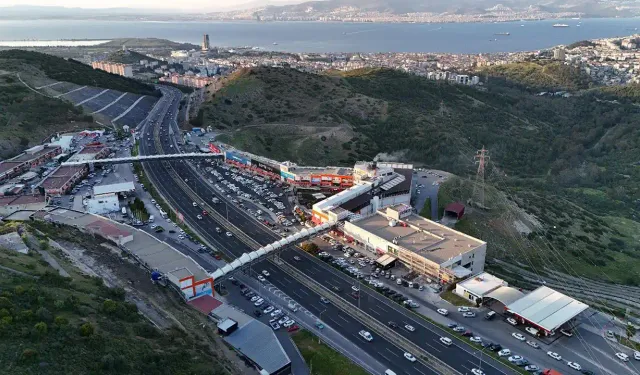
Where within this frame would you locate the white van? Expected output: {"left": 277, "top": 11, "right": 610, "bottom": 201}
{"left": 148, "top": 215, "right": 155, "bottom": 223}
{"left": 385, "top": 370, "right": 397, "bottom": 375}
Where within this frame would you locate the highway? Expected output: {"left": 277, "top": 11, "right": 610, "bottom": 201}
{"left": 139, "top": 87, "right": 517, "bottom": 375}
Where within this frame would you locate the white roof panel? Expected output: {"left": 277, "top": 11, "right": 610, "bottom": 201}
{"left": 506, "top": 286, "right": 589, "bottom": 332}
{"left": 93, "top": 181, "right": 135, "bottom": 196}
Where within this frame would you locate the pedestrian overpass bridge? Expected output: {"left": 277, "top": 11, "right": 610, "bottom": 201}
{"left": 61, "top": 153, "right": 223, "bottom": 166}
{"left": 211, "top": 221, "right": 338, "bottom": 281}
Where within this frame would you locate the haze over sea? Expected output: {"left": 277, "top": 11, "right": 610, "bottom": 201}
{"left": 0, "top": 18, "right": 639, "bottom": 53}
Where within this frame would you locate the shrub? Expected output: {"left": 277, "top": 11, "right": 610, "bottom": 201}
{"left": 79, "top": 322, "right": 95, "bottom": 337}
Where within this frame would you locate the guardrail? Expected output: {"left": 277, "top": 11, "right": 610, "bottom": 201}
{"left": 276, "top": 260, "right": 461, "bottom": 375}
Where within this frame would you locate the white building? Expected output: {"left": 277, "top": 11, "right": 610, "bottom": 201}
{"left": 85, "top": 193, "right": 120, "bottom": 215}
{"left": 343, "top": 204, "right": 487, "bottom": 283}
{"left": 455, "top": 272, "right": 524, "bottom": 306}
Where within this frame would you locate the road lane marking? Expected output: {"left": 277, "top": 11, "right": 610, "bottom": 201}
{"left": 412, "top": 366, "right": 427, "bottom": 375}
{"left": 424, "top": 340, "right": 441, "bottom": 353}
{"left": 386, "top": 348, "right": 400, "bottom": 357}
{"left": 337, "top": 315, "right": 349, "bottom": 323}
{"left": 370, "top": 309, "right": 381, "bottom": 316}
{"left": 376, "top": 351, "right": 391, "bottom": 362}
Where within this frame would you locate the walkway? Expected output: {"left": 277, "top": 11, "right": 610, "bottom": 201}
{"left": 92, "top": 92, "right": 128, "bottom": 114}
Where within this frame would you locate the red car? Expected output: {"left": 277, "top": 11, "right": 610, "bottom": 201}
{"left": 350, "top": 292, "right": 360, "bottom": 299}
{"left": 202, "top": 210, "right": 208, "bottom": 216}
{"left": 287, "top": 325, "right": 300, "bottom": 332}
{"left": 214, "top": 254, "right": 222, "bottom": 260}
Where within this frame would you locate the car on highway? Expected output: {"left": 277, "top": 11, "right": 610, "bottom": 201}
{"left": 192, "top": 202, "right": 198, "bottom": 207}
{"left": 197, "top": 215, "right": 203, "bottom": 220}
{"left": 257, "top": 275, "right": 266, "bottom": 282}
{"left": 262, "top": 270, "right": 270, "bottom": 277}
{"left": 404, "top": 324, "right": 415, "bottom": 332}
{"left": 359, "top": 330, "right": 373, "bottom": 342}
{"left": 294, "top": 256, "right": 301, "bottom": 261}
{"left": 320, "top": 297, "right": 330, "bottom": 304}
{"left": 403, "top": 353, "right": 416, "bottom": 362}
{"left": 351, "top": 285, "right": 359, "bottom": 292}
{"left": 463, "top": 312, "right": 476, "bottom": 318}
{"left": 440, "top": 337, "right": 453, "bottom": 346}
{"left": 471, "top": 369, "right": 484, "bottom": 375}
{"left": 526, "top": 340, "right": 540, "bottom": 349}
{"left": 437, "top": 308, "right": 449, "bottom": 316}
{"left": 567, "top": 362, "right": 582, "bottom": 371}
{"left": 547, "top": 351, "right": 562, "bottom": 361}
{"left": 512, "top": 333, "right": 526, "bottom": 341}
{"left": 470, "top": 336, "right": 482, "bottom": 343}
{"left": 615, "top": 352, "right": 629, "bottom": 361}
{"left": 458, "top": 307, "right": 470, "bottom": 313}
{"left": 225, "top": 231, "right": 233, "bottom": 237}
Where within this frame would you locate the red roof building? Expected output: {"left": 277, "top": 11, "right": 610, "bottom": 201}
{"left": 444, "top": 202, "right": 465, "bottom": 219}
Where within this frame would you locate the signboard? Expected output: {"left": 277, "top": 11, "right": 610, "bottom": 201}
{"left": 311, "top": 177, "right": 321, "bottom": 183}
{"left": 209, "top": 143, "right": 221, "bottom": 153}
{"left": 180, "top": 276, "right": 214, "bottom": 300}
{"left": 251, "top": 159, "right": 280, "bottom": 174}
{"left": 224, "top": 151, "right": 251, "bottom": 166}
{"left": 281, "top": 171, "right": 295, "bottom": 180}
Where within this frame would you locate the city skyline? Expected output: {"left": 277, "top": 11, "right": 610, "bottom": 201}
{"left": 0, "top": 0, "right": 305, "bottom": 11}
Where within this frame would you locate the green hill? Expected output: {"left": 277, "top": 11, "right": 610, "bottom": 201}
{"left": 0, "top": 50, "right": 159, "bottom": 96}
{"left": 0, "top": 50, "right": 160, "bottom": 158}
{"left": 204, "top": 66, "right": 640, "bottom": 284}
{"left": 0, "top": 221, "right": 236, "bottom": 375}
{"left": 481, "top": 61, "right": 593, "bottom": 91}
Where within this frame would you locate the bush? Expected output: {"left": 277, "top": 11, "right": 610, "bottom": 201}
{"left": 19, "top": 348, "right": 38, "bottom": 363}
{"left": 54, "top": 316, "right": 68, "bottom": 327}
{"left": 33, "top": 321, "right": 48, "bottom": 336}
{"left": 79, "top": 322, "right": 95, "bottom": 337}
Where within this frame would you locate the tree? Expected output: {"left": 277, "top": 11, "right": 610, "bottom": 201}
{"left": 299, "top": 242, "right": 319, "bottom": 254}
{"left": 33, "top": 322, "right": 48, "bottom": 336}
{"left": 79, "top": 322, "right": 95, "bottom": 337}
{"left": 626, "top": 324, "right": 637, "bottom": 340}
{"left": 54, "top": 316, "right": 68, "bottom": 327}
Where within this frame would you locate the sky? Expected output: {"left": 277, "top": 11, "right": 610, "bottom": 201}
{"left": 0, "top": 0, "right": 302, "bottom": 11}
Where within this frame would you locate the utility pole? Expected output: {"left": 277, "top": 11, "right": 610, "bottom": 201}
{"left": 472, "top": 146, "right": 489, "bottom": 208}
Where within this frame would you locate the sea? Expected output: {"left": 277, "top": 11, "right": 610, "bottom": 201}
{"left": 0, "top": 18, "right": 639, "bottom": 53}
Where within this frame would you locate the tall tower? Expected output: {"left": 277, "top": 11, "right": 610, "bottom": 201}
{"left": 202, "top": 34, "right": 210, "bottom": 51}
{"left": 472, "top": 146, "right": 489, "bottom": 208}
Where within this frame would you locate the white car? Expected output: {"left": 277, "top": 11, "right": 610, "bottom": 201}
{"left": 270, "top": 309, "right": 281, "bottom": 317}
{"left": 197, "top": 215, "right": 203, "bottom": 220}
{"left": 498, "top": 349, "right": 511, "bottom": 357}
{"left": 403, "top": 353, "right": 416, "bottom": 362}
{"left": 471, "top": 369, "right": 484, "bottom": 375}
{"left": 567, "top": 362, "right": 582, "bottom": 371}
{"left": 458, "top": 307, "right": 470, "bottom": 313}
{"left": 351, "top": 286, "right": 359, "bottom": 292}
{"left": 250, "top": 296, "right": 260, "bottom": 302}
{"left": 616, "top": 352, "right": 630, "bottom": 362}
{"left": 226, "top": 231, "right": 233, "bottom": 237}
{"left": 263, "top": 306, "right": 274, "bottom": 314}
{"left": 463, "top": 312, "right": 476, "bottom": 318}
{"left": 506, "top": 317, "right": 518, "bottom": 326}
{"left": 635, "top": 351, "right": 640, "bottom": 360}
{"left": 437, "top": 308, "right": 449, "bottom": 316}
{"left": 254, "top": 299, "right": 265, "bottom": 307}
{"left": 283, "top": 319, "right": 295, "bottom": 328}
{"left": 508, "top": 355, "right": 523, "bottom": 363}
{"left": 470, "top": 336, "right": 482, "bottom": 343}
{"left": 512, "top": 332, "right": 526, "bottom": 341}
{"left": 262, "top": 270, "right": 270, "bottom": 277}
{"left": 359, "top": 330, "right": 373, "bottom": 342}
{"left": 526, "top": 340, "right": 540, "bottom": 349}
{"left": 257, "top": 275, "right": 266, "bottom": 282}
{"left": 439, "top": 337, "right": 452, "bottom": 346}
{"left": 150, "top": 224, "right": 157, "bottom": 229}
{"left": 192, "top": 202, "right": 198, "bottom": 207}
{"left": 524, "top": 365, "right": 540, "bottom": 372}
{"left": 404, "top": 324, "right": 415, "bottom": 332}
{"left": 547, "top": 351, "right": 562, "bottom": 361}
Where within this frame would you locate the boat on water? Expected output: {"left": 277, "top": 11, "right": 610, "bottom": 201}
{"left": 273, "top": 42, "right": 278, "bottom": 45}
{"left": 494, "top": 32, "right": 510, "bottom": 36}
{"left": 553, "top": 24, "right": 569, "bottom": 28}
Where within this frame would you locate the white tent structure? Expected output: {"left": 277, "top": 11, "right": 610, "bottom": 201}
{"left": 210, "top": 221, "right": 337, "bottom": 280}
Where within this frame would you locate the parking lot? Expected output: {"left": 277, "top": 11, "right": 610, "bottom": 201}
{"left": 193, "top": 160, "right": 302, "bottom": 237}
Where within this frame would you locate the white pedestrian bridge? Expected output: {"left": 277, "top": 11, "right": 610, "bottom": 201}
{"left": 61, "top": 153, "right": 223, "bottom": 166}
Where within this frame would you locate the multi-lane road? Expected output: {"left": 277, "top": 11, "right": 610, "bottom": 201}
{"left": 137, "top": 87, "right": 521, "bottom": 375}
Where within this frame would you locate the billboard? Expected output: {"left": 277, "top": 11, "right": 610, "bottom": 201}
{"left": 251, "top": 159, "right": 280, "bottom": 174}
{"left": 180, "top": 276, "right": 214, "bottom": 300}
{"left": 225, "top": 151, "right": 251, "bottom": 166}
{"left": 311, "top": 177, "right": 321, "bottom": 183}
{"left": 281, "top": 171, "right": 295, "bottom": 180}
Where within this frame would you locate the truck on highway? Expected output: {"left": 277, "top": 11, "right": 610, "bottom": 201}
{"left": 212, "top": 197, "right": 220, "bottom": 204}
{"left": 542, "top": 369, "right": 563, "bottom": 375}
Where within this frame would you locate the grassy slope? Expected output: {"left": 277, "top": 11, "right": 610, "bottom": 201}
{"left": 0, "top": 72, "right": 92, "bottom": 159}
{"left": 0, "top": 50, "right": 158, "bottom": 96}
{"left": 0, "top": 225, "right": 228, "bottom": 375}
{"left": 481, "top": 61, "right": 593, "bottom": 91}
{"left": 201, "top": 66, "right": 640, "bottom": 284}
{"left": 291, "top": 330, "right": 368, "bottom": 375}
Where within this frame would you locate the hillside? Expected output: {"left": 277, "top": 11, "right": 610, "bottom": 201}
{"left": 203, "top": 66, "right": 640, "bottom": 284}
{"left": 0, "top": 221, "right": 239, "bottom": 375}
{"left": 106, "top": 50, "right": 164, "bottom": 65}
{"left": 481, "top": 61, "right": 593, "bottom": 91}
{"left": 0, "top": 50, "right": 159, "bottom": 97}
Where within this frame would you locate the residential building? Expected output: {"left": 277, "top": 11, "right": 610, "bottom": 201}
{"left": 38, "top": 165, "right": 87, "bottom": 196}
{"left": 0, "top": 145, "right": 62, "bottom": 183}
{"left": 202, "top": 34, "right": 210, "bottom": 51}
{"left": 0, "top": 195, "right": 47, "bottom": 217}
{"left": 91, "top": 61, "right": 133, "bottom": 77}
